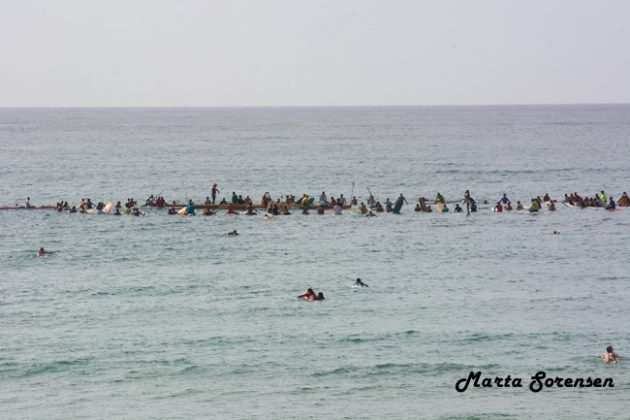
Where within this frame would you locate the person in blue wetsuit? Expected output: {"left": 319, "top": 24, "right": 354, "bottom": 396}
{"left": 500, "top": 193, "right": 511, "bottom": 206}
{"left": 186, "top": 200, "right": 196, "bottom": 215}
{"left": 606, "top": 197, "right": 616, "bottom": 210}
{"left": 393, "top": 194, "right": 408, "bottom": 214}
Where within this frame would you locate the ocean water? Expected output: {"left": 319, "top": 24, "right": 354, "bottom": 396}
{"left": 1, "top": 106, "right": 629, "bottom": 419}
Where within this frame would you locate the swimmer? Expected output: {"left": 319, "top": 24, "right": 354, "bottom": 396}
{"left": 297, "top": 288, "right": 316, "bottom": 300}
{"left": 228, "top": 230, "right": 239, "bottom": 236}
{"left": 36, "top": 247, "right": 51, "bottom": 257}
{"left": 313, "top": 292, "right": 325, "bottom": 301}
{"left": 354, "top": 278, "right": 368, "bottom": 287}
{"left": 167, "top": 207, "right": 177, "bottom": 215}
{"left": 366, "top": 210, "right": 376, "bottom": 217}
{"left": 553, "top": 230, "right": 560, "bottom": 235}
{"left": 600, "top": 346, "right": 621, "bottom": 363}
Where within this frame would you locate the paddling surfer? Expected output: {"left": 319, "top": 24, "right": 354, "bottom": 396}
{"left": 36, "top": 247, "right": 51, "bottom": 257}
{"left": 600, "top": 346, "right": 621, "bottom": 363}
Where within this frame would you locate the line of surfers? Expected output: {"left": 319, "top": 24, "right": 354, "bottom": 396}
{"left": 48, "top": 189, "right": 630, "bottom": 217}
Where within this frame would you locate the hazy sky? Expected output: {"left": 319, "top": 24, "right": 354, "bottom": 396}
{"left": 1, "top": 0, "right": 629, "bottom": 106}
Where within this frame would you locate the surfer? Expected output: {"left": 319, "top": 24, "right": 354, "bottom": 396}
{"left": 618, "top": 192, "right": 630, "bottom": 206}
{"left": 366, "top": 210, "right": 376, "bottom": 217}
{"left": 499, "top": 193, "right": 511, "bottom": 207}
{"left": 114, "top": 207, "right": 122, "bottom": 216}
{"left": 186, "top": 200, "right": 196, "bottom": 215}
{"left": 435, "top": 192, "right": 445, "bottom": 204}
{"left": 297, "top": 288, "right": 316, "bottom": 300}
{"left": 606, "top": 197, "right": 616, "bottom": 210}
{"left": 69, "top": 206, "right": 77, "bottom": 213}
{"left": 600, "top": 346, "right": 621, "bottom": 363}
{"left": 453, "top": 203, "right": 463, "bottom": 213}
{"left": 334, "top": 203, "right": 342, "bottom": 215}
{"left": 319, "top": 191, "right": 328, "bottom": 205}
{"left": 228, "top": 229, "right": 239, "bottom": 236}
{"left": 359, "top": 202, "right": 368, "bottom": 214}
{"left": 203, "top": 208, "right": 215, "bottom": 216}
{"left": 36, "top": 247, "right": 50, "bottom": 257}
{"left": 393, "top": 194, "right": 408, "bottom": 214}
{"left": 211, "top": 183, "right": 220, "bottom": 204}
{"left": 26, "top": 197, "right": 32, "bottom": 208}
{"left": 354, "top": 278, "right": 367, "bottom": 287}
{"left": 316, "top": 206, "right": 325, "bottom": 215}
{"left": 516, "top": 201, "right": 524, "bottom": 210}
{"left": 548, "top": 201, "right": 556, "bottom": 211}
{"left": 367, "top": 194, "right": 376, "bottom": 208}
{"left": 464, "top": 190, "right": 475, "bottom": 215}
{"left": 313, "top": 292, "right": 325, "bottom": 301}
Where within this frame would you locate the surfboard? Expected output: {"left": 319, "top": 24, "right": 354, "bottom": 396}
{"left": 177, "top": 206, "right": 187, "bottom": 215}
{"left": 86, "top": 208, "right": 96, "bottom": 214}
{"left": 393, "top": 200, "right": 404, "bottom": 214}
{"left": 103, "top": 202, "right": 113, "bottom": 214}
{"left": 436, "top": 202, "right": 444, "bottom": 213}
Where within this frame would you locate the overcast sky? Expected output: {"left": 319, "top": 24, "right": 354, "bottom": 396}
{"left": 1, "top": 0, "right": 629, "bottom": 106}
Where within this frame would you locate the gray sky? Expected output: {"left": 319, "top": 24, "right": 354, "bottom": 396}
{"left": 1, "top": 0, "right": 629, "bottom": 106}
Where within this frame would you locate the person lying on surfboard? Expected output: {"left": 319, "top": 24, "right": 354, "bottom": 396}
{"left": 297, "top": 288, "right": 316, "bottom": 300}
{"left": 37, "top": 247, "right": 52, "bottom": 257}
{"left": 354, "top": 278, "right": 368, "bottom": 287}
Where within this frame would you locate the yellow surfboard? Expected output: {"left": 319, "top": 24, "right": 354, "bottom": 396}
{"left": 436, "top": 202, "right": 444, "bottom": 213}
{"left": 103, "top": 202, "right": 113, "bottom": 213}
{"left": 177, "top": 206, "right": 187, "bottom": 215}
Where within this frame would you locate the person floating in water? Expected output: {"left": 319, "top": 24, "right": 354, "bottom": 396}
{"left": 600, "top": 346, "right": 621, "bottom": 363}
{"left": 313, "top": 292, "right": 325, "bottom": 301}
{"left": 228, "top": 230, "right": 239, "bottom": 236}
{"left": 37, "top": 247, "right": 50, "bottom": 257}
{"left": 366, "top": 210, "right": 376, "bottom": 217}
{"left": 297, "top": 288, "right": 316, "bottom": 300}
{"left": 354, "top": 278, "right": 368, "bottom": 287}
{"left": 606, "top": 197, "right": 616, "bottom": 210}
{"left": 453, "top": 203, "right": 463, "bottom": 213}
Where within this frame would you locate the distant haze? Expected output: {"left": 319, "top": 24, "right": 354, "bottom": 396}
{"left": 1, "top": 0, "right": 629, "bottom": 106}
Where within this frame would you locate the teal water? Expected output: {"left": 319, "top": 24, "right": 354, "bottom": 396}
{"left": 1, "top": 106, "right": 629, "bottom": 419}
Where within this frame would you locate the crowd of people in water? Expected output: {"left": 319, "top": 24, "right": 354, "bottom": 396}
{"left": 16, "top": 183, "right": 630, "bottom": 218}
{"left": 53, "top": 197, "right": 144, "bottom": 216}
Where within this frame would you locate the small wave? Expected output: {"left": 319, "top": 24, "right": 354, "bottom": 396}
{"left": 312, "top": 362, "right": 500, "bottom": 378}
{"left": 1, "top": 358, "right": 92, "bottom": 379}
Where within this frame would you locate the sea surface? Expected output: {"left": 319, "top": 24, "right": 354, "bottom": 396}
{"left": 1, "top": 106, "right": 629, "bottom": 419}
